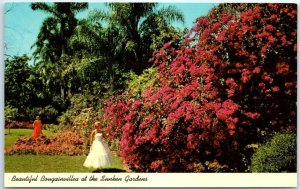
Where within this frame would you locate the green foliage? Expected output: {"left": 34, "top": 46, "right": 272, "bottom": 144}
{"left": 42, "top": 105, "right": 59, "bottom": 122}
{"left": 58, "top": 111, "right": 73, "bottom": 128}
{"left": 6, "top": 3, "right": 185, "bottom": 128}
{"left": 58, "top": 94, "right": 97, "bottom": 127}
{"left": 31, "top": 2, "right": 88, "bottom": 63}
{"left": 125, "top": 67, "right": 159, "bottom": 98}
{"left": 26, "top": 107, "right": 43, "bottom": 121}
{"left": 43, "top": 124, "right": 60, "bottom": 133}
{"left": 88, "top": 3, "right": 184, "bottom": 73}
{"left": 251, "top": 133, "right": 296, "bottom": 172}
{"left": 26, "top": 105, "right": 59, "bottom": 123}
{"left": 57, "top": 94, "right": 105, "bottom": 145}
{"left": 5, "top": 105, "right": 19, "bottom": 122}
{"left": 74, "top": 55, "right": 127, "bottom": 96}
{"left": 4, "top": 55, "right": 49, "bottom": 121}
{"left": 5, "top": 55, "right": 33, "bottom": 114}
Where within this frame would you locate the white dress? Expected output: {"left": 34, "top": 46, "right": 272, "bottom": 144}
{"left": 83, "top": 133, "right": 112, "bottom": 169}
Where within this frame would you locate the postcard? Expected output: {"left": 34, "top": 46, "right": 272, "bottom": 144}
{"left": 3, "top": 1, "right": 298, "bottom": 187}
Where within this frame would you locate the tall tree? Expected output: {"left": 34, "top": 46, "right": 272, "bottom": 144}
{"left": 5, "top": 55, "right": 35, "bottom": 117}
{"left": 70, "top": 18, "right": 127, "bottom": 94}
{"left": 69, "top": 3, "right": 184, "bottom": 95}
{"left": 89, "top": 3, "right": 184, "bottom": 73}
{"left": 31, "top": 2, "right": 88, "bottom": 63}
{"left": 31, "top": 2, "right": 88, "bottom": 101}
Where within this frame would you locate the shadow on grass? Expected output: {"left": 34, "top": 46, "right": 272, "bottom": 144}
{"left": 92, "top": 168, "right": 127, "bottom": 173}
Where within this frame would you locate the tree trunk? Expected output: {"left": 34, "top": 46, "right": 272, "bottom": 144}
{"left": 60, "top": 86, "right": 65, "bottom": 100}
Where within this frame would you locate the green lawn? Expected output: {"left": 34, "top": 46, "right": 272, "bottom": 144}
{"left": 5, "top": 128, "right": 126, "bottom": 173}
{"left": 5, "top": 155, "right": 125, "bottom": 173}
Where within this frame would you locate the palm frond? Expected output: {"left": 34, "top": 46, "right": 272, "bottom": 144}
{"left": 88, "top": 9, "right": 110, "bottom": 23}
{"left": 31, "top": 2, "right": 52, "bottom": 13}
{"left": 156, "top": 5, "right": 184, "bottom": 24}
{"left": 71, "top": 3, "right": 89, "bottom": 13}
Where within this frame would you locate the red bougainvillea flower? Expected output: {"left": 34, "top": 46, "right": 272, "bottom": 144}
{"left": 102, "top": 3, "right": 296, "bottom": 172}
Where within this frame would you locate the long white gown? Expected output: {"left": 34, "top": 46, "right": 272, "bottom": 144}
{"left": 83, "top": 133, "right": 112, "bottom": 169}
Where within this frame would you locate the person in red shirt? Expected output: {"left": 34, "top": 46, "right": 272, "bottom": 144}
{"left": 32, "top": 116, "right": 43, "bottom": 138}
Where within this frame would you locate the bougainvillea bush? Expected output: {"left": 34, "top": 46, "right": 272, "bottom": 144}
{"left": 102, "top": 3, "right": 297, "bottom": 172}
{"left": 5, "top": 131, "right": 85, "bottom": 156}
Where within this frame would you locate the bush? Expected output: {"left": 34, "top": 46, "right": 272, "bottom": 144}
{"left": 4, "top": 105, "right": 19, "bottom": 122}
{"left": 43, "top": 124, "right": 60, "bottom": 133}
{"left": 5, "top": 131, "right": 86, "bottom": 156}
{"left": 251, "top": 133, "right": 296, "bottom": 172}
{"left": 27, "top": 107, "right": 43, "bottom": 121}
{"left": 124, "top": 67, "right": 159, "bottom": 98}
{"left": 42, "top": 105, "right": 59, "bottom": 122}
{"left": 58, "top": 94, "right": 100, "bottom": 128}
{"left": 72, "top": 108, "right": 98, "bottom": 149}
{"left": 102, "top": 3, "right": 297, "bottom": 172}
{"left": 26, "top": 105, "right": 60, "bottom": 123}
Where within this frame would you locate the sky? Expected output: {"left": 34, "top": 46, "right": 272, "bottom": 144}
{"left": 4, "top": 2, "right": 217, "bottom": 57}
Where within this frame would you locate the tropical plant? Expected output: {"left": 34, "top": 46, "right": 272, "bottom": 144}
{"left": 88, "top": 3, "right": 184, "bottom": 73}
{"left": 31, "top": 2, "right": 88, "bottom": 63}
{"left": 30, "top": 3, "right": 89, "bottom": 105}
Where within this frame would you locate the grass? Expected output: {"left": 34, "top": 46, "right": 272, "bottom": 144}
{"left": 5, "top": 155, "right": 125, "bottom": 173}
{"left": 5, "top": 129, "right": 53, "bottom": 148}
{"left": 5, "top": 128, "right": 126, "bottom": 173}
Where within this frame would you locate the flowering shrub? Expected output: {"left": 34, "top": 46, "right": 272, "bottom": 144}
{"left": 102, "top": 3, "right": 297, "bottom": 172}
{"left": 5, "top": 121, "right": 33, "bottom": 129}
{"left": 5, "top": 131, "right": 85, "bottom": 156}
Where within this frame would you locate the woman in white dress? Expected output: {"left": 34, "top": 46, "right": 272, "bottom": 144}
{"left": 84, "top": 122, "right": 112, "bottom": 171}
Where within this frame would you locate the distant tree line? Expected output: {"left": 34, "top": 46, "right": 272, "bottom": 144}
{"left": 5, "top": 2, "right": 185, "bottom": 122}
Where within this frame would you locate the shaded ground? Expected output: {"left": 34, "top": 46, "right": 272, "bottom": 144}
{"left": 93, "top": 168, "right": 127, "bottom": 173}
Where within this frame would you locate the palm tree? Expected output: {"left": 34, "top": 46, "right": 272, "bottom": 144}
{"left": 31, "top": 3, "right": 88, "bottom": 101}
{"left": 88, "top": 3, "right": 184, "bottom": 73}
{"left": 31, "top": 2, "right": 88, "bottom": 63}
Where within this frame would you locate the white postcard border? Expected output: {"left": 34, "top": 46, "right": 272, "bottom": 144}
{"left": 4, "top": 173, "right": 298, "bottom": 187}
